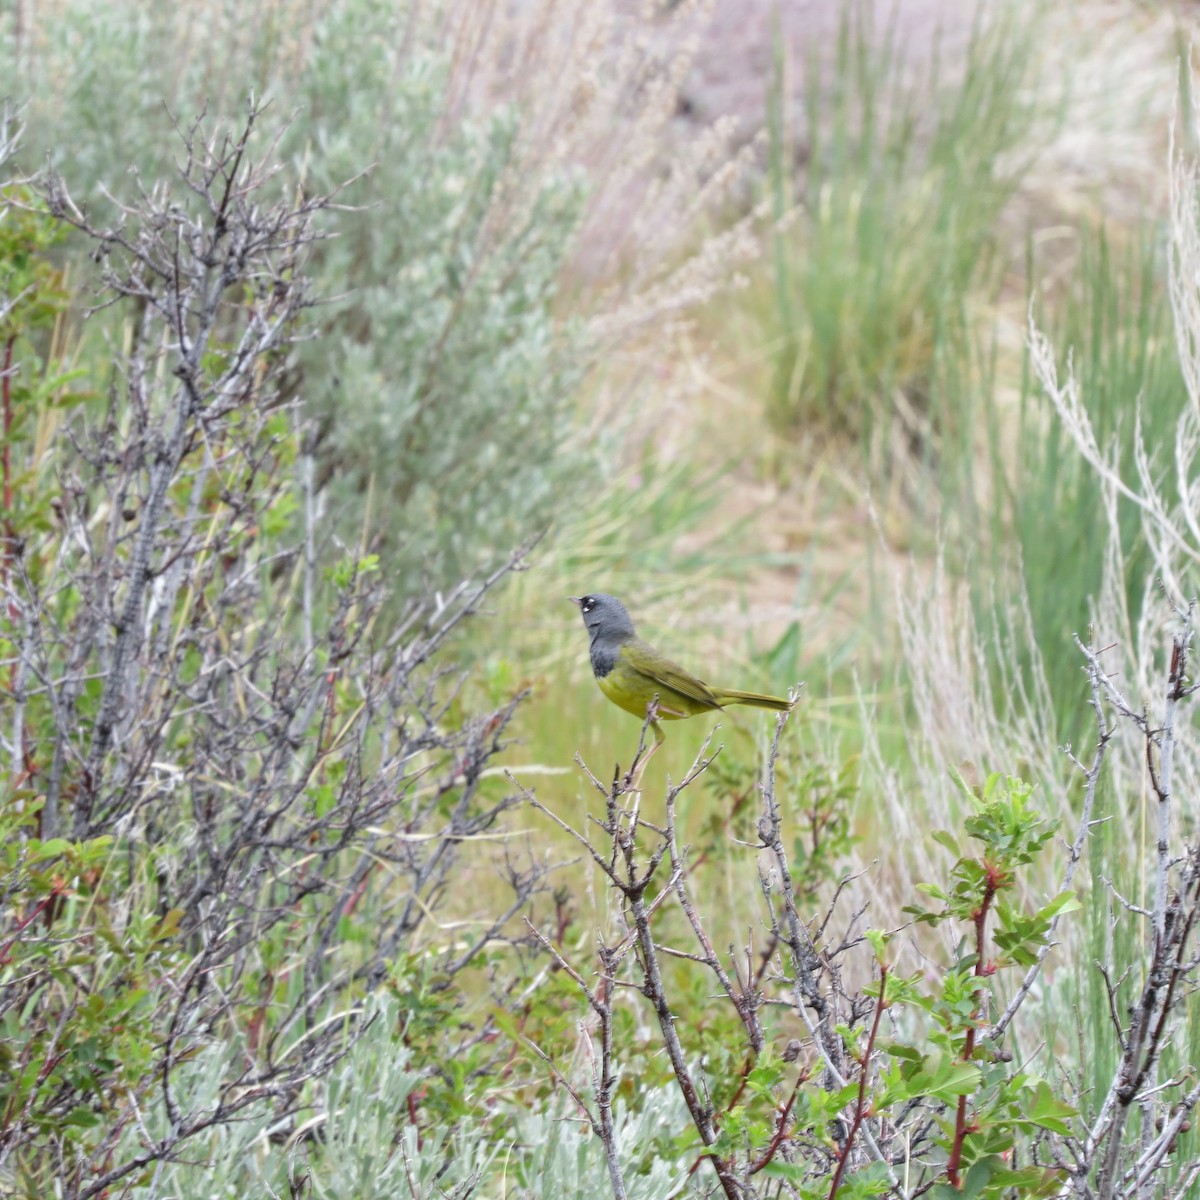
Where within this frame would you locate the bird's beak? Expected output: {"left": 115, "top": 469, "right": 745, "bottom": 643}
{"left": 568, "top": 596, "right": 582, "bottom": 607}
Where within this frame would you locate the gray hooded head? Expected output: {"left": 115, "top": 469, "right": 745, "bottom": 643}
{"left": 571, "top": 593, "right": 636, "bottom": 677}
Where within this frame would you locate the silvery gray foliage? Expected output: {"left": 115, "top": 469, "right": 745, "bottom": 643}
{"left": 294, "top": 5, "right": 592, "bottom": 592}
{"left": 114, "top": 998, "right": 501, "bottom": 1199}
{"left": 505, "top": 1084, "right": 690, "bottom": 1200}
{"left": 4, "top": 0, "right": 597, "bottom": 599}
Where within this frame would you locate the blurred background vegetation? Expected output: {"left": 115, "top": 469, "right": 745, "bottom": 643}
{"left": 7, "top": 0, "right": 1179, "bottom": 746}
{"left": 4, "top": 0, "right": 1200, "bottom": 1193}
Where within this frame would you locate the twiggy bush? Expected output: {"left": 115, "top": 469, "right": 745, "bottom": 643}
{"left": 0, "top": 109, "right": 543, "bottom": 1198}
{"left": 514, "top": 609, "right": 1200, "bottom": 1199}
{"left": 4, "top": 0, "right": 761, "bottom": 599}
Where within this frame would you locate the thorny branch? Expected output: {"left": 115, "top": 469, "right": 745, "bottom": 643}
{"left": 1054, "top": 604, "right": 1200, "bottom": 1199}
{"left": 0, "top": 105, "right": 548, "bottom": 1196}
{"left": 519, "top": 589, "right": 1200, "bottom": 1200}
{"left": 519, "top": 697, "right": 923, "bottom": 1200}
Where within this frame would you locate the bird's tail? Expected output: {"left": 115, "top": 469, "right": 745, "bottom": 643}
{"left": 712, "top": 688, "right": 791, "bottom": 712}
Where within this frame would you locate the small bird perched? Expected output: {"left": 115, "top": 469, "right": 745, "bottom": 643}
{"left": 570, "top": 593, "right": 790, "bottom": 778}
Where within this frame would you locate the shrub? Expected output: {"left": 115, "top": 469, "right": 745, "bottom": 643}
{"left": 2, "top": 0, "right": 596, "bottom": 598}
{"left": 292, "top": 4, "right": 592, "bottom": 589}
{"left": 0, "top": 108, "right": 542, "bottom": 1197}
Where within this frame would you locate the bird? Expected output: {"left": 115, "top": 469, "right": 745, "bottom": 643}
{"left": 570, "top": 593, "right": 791, "bottom": 779}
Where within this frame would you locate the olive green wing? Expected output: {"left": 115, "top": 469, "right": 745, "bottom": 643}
{"left": 622, "top": 637, "right": 722, "bottom": 712}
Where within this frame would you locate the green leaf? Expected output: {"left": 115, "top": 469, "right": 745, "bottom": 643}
{"left": 311, "top": 783, "right": 337, "bottom": 818}
{"left": 1040, "top": 890, "right": 1081, "bottom": 919}
{"left": 931, "top": 829, "right": 959, "bottom": 854}
{"left": 152, "top": 908, "right": 185, "bottom": 941}
{"left": 927, "top": 1186, "right": 965, "bottom": 1200}
{"left": 926, "top": 1060, "right": 982, "bottom": 1103}
{"left": 961, "top": 1156, "right": 995, "bottom": 1198}
{"left": 747, "top": 1055, "right": 785, "bottom": 1094}
{"left": 62, "top": 1105, "right": 102, "bottom": 1129}
{"left": 878, "top": 1039, "right": 922, "bottom": 1061}
{"left": 758, "top": 1160, "right": 809, "bottom": 1182}
{"left": 30, "top": 838, "right": 72, "bottom": 861}
{"left": 1025, "top": 1080, "right": 1077, "bottom": 1135}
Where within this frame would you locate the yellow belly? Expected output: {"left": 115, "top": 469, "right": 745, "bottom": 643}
{"left": 596, "top": 660, "right": 718, "bottom": 721}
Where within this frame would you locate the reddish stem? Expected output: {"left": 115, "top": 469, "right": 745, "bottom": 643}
{"left": 2, "top": 334, "right": 13, "bottom": 524}
{"left": 945, "top": 872, "right": 999, "bottom": 1188}
{"left": 338, "top": 868, "right": 373, "bottom": 921}
{"left": 678, "top": 1062, "right": 809, "bottom": 1188}
{"left": 0, "top": 334, "right": 34, "bottom": 813}
{"left": 0, "top": 334, "right": 15, "bottom": 620}
{"left": 827, "top": 963, "right": 888, "bottom": 1200}
{"left": 0, "top": 881, "right": 66, "bottom": 965}
{"left": 553, "top": 893, "right": 571, "bottom": 945}
{"left": 717, "top": 1053, "right": 758, "bottom": 1122}
{"left": 406, "top": 1088, "right": 424, "bottom": 1149}
{"left": 751, "top": 1071, "right": 809, "bottom": 1174}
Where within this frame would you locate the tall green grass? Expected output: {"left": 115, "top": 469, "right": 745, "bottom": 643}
{"left": 763, "top": 9, "right": 1042, "bottom": 464}
{"left": 752, "top": 5, "right": 1182, "bottom": 752}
